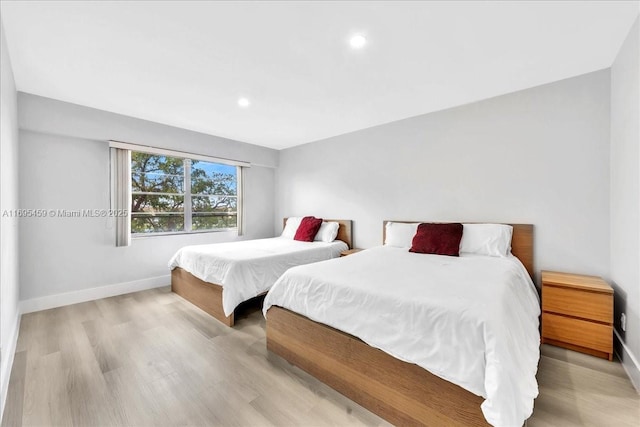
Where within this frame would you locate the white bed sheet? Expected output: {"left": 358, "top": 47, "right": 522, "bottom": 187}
{"left": 263, "top": 246, "right": 540, "bottom": 427}
{"left": 168, "top": 237, "right": 347, "bottom": 316}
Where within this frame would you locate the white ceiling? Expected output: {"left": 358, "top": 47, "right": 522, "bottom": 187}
{"left": 1, "top": 1, "right": 638, "bottom": 150}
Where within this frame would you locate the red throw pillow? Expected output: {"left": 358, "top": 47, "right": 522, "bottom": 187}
{"left": 409, "top": 223, "right": 463, "bottom": 256}
{"left": 294, "top": 216, "right": 323, "bottom": 242}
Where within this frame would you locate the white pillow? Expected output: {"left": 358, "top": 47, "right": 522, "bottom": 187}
{"left": 459, "top": 224, "right": 513, "bottom": 257}
{"left": 314, "top": 221, "right": 340, "bottom": 243}
{"left": 384, "top": 222, "right": 420, "bottom": 248}
{"left": 281, "top": 217, "right": 303, "bottom": 239}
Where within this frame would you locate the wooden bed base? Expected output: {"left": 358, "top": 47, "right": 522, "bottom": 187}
{"left": 171, "top": 218, "right": 352, "bottom": 327}
{"left": 171, "top": 267, "right": 235, "bottom": 326}
{"left": 267, "top": 306, "right": 490, "bottom": 426}
{"left": 266, "top": 221, "right": 534, "bottom": 426}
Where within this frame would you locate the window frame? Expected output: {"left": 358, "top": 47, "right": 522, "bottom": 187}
{"left": 110, "top": 140, "right": 248, "bottom": 238}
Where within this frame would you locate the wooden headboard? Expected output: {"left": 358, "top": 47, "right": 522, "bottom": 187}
{"left": 382, "top": 221, "right": 534, "bottom": 278}
{"left": 283, "top": 218, "right": 353, "bottom": 249}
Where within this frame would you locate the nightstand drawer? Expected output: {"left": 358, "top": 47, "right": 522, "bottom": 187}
{"left": 542, "top": 312, "right": 612, "bottom": 354}
{"left": 543, "top": 284, "right": 612, "bottom": 323}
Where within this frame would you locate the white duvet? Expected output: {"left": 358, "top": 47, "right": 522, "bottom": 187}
{"left": 169, "top": 237, "right": 347, "bottom": 316}
{"left": 263, "top": 246, "right": 541, "bottom": 427}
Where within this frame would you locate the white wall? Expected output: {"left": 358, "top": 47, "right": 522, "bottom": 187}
{"left": 610, "top": 17, "right": 640, "bottom": 390}
{"left": 276, "top": 70, "right": 611, "bottom": 285}
{"left": 0, "top": 17, "right": 21, "bottom": 419}
{"left": 18, "top": 94, "right": 277, "bottom": 305}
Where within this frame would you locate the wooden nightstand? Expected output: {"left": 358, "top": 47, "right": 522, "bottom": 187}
{"left": 340, "top": 248, "right": 363, "bottom": 257}
{"left": 541, "top": 270, "right": 613, "bottom": 361}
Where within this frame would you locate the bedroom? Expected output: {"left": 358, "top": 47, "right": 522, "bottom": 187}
{"left": 0, "top": 1, "right": 638, "bottom": 426}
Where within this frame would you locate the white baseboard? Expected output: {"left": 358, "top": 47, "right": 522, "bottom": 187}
{"left": 614, "top": 328, "right": 640, "bottom": 394}
{"left": 0, "top": 310, "right": 21, "bottom": 423}
{"left": 1, "top": 275, "right": 170, "bottom": 422}
{"left": 20, "top": 275, "right": 170, "bottom": 314}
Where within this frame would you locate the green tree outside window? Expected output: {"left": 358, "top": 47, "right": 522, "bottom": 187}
{"left": 131, "top": 152, "right": 238, "bottom": 233}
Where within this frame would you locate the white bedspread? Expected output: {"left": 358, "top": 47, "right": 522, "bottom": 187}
{"left": 263, "top": 246, "right": 540, "bottom": 427}
{"left": 169, "top": 237, "right": 347, "bottom": 316}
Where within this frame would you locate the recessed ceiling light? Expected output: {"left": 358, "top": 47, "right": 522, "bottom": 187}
{"left": 349, "top": 34, "right": 367, "bottom": 49}
{"left": 238, "top": 97, "right": 250, "bottom": 107}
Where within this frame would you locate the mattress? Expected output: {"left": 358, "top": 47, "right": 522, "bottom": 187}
{"left": 169, "top": 237, "right": 348, "bottom": 315}
{"left": 263, "top": 245, "right": 540, "bottom": 427}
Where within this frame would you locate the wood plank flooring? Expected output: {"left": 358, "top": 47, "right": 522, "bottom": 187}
{"left": 2, "top": 286, "right": 639, "bottom": 426}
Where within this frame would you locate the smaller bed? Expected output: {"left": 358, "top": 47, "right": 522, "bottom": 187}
{"left": 169, "top": 218, "right": 352, "bottom": 326}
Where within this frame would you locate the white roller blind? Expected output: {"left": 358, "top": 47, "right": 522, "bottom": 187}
{"left": 108, "top": 140, "right": 251, "bottom": 168}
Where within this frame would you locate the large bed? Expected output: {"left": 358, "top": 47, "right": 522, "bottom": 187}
{"left": 264, "top": 221, "right": 538, "bottom": 427}
{"left": 170, "top": 218, "right": 352, "bottom": 326}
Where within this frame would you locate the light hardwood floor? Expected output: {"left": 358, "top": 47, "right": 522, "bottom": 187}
{"left": 2, "top": 287, "right": 639, "bottom": 426}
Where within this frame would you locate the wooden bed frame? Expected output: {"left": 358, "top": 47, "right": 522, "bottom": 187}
{"left": 266, "top": 221, "right": 533, "bottom": 426}
{"left": 171, "top": 218, "right": 352, "bottom": 327}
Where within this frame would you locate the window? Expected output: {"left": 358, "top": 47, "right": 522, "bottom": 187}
{"left": 130, "top": 152, "right": 239, "bottom": 234}
{"left": 110, "top": 141, "right": 248, "bottom": 245}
